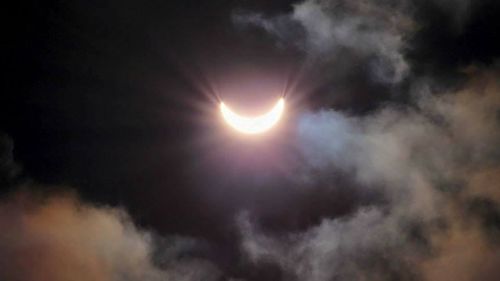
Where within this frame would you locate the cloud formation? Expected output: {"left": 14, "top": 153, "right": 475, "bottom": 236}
{"left": 0, "top": 190, "right": 220, "bottom": 281}
{"left": 2, "top": 1, "right": 500, "bottom": 281}
{"left": 238, "top": 69, "right": 500, "bottom": 281}
{"left": 234, "top": 0, "right": 413, "bottom": 83}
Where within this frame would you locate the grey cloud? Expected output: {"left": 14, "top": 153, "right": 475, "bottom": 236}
{"left": 240, "top": 208, "right": 418, "bottom": 281}
{"left": 433, "top": 0, "right": 474, "bottom": 30}
{"left": 233, "top": 0, "right": 413, "bottom": 83}
{"left": 238, "top": 70, "right": 500, "bottom": 281}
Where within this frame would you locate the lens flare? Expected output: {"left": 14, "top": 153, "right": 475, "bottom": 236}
{"left": 220, "top": 98, "right": 284, "bottom": 134}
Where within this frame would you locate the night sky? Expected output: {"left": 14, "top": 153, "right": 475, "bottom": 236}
{"left": 2, "top": 1, "right": 500, "bottom": 280}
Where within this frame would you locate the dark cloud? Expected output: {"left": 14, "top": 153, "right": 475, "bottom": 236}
{"left": 232, "top": 0, "right": 414, "bottom": 114}
{"left": 0, "top": 133, "right": 21, "bottom": 189}
{"left": 0, "top": 190, "right": 221, "bottom": 281}
{"left": 0, "top": 132, "right": 222, "bottom": 280}
{"left": 234, "top": 0, "right": 413, "bottom": 84}
{"left": 3, "top": 0, "right": 500, "bottom": 280}
{"left": 237, "top": 69, "right": 500, "bottom": 281}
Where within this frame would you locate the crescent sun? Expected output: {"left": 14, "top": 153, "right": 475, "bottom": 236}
{"left": 220, "top": 98, "right": 285, "bottom": 134}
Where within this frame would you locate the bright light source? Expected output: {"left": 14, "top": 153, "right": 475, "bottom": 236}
{"left": 220, "top": 98, "right": 284, "bottom": 134}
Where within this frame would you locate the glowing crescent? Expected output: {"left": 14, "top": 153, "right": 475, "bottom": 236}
{"left": 220, "top": 98, "right": 285, "bottom": 134}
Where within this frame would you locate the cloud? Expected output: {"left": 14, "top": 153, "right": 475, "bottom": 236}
{"left": 237, "top": 69, "right": 500, "bottom": 281}
{"left": 1, "top": 2, "right": 498, "bottom": 280}
{"left": 0, "top": 190, "right": 221, "bottom": 281}
{"left": 0, "top": 133, "right": 21, "bottom": 188}
{"left": 432, "top": 0, "right": 474, "bottom": 30}
{"left": 240, "top": 207, "right": 420, "bottom": 281}
{"left": 233, "top": 0, "right": 413, "bottom": 83}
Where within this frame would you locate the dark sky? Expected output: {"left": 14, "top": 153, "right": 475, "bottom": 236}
{"left": 2, "top": 1, "right": 500, "bottom": 281}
